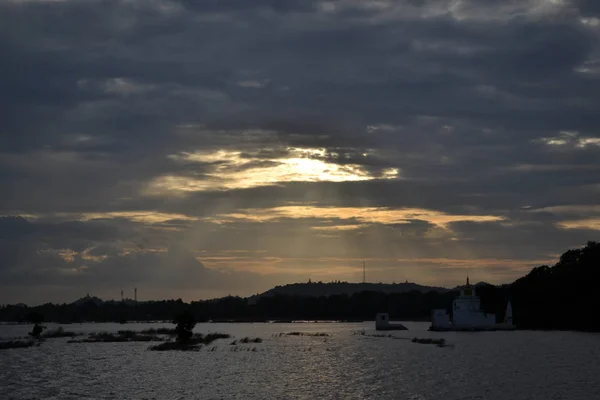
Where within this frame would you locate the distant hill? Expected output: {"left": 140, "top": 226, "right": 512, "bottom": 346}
{"left": 71, "top": 295, "right": 139, "bottom": 307}
{"left": 1, "top": 242, "right": 598, "bottom": 331}
{"left": 71, "top": 295, "right": 104, "bottom": 307}
{"left": 253, "top": 281, "right": 448, "bottom": 300}
{"left": 450, "top": 281, "right": 493, "bottom": 291}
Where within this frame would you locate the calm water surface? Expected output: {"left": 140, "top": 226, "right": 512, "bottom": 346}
{"left": 1, "top": 322, "right": 599, "bottom": 399}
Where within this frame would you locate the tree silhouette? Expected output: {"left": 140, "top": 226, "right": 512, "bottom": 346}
{"left": 173, "top": 310, "right": 195, "bottom": 343}
{"left": 26, "top": 311, "right": 45, "bottom": 339}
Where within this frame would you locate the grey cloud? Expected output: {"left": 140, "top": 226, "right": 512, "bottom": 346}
{"left": 576, "top": 0, "right": 600, "bottom": 17}
{"left": 0, "top": 217, "right": 279, "bottom": 296}
{"left": 174, "top": 0, "right": 318, "bottom": 13}
{"left": 0, "top": 0, "right": 599, "bottom": 302}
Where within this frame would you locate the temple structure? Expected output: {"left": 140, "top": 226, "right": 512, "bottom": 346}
{"left": 375, "top": 313, "right": 408, "bottom": 330}
{"left": 430, "top": 278, "right": 515, "bottom": 331}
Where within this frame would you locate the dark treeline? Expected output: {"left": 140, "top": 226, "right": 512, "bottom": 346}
{"left": 1, "top": 242, "right": 598, "bottom": 331}
{"left": 478, "top": 240, "right": 600, "bottom": 331}
{"left": 0, "top": 291, "right": 455, "bottom": 324}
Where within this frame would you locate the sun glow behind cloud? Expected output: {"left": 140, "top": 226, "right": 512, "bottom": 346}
{"left": 215, "top": 206, "right": 504, "bottom": 229}
{"left": 531, "top": 205, "right": 600, "bottom": 231}
{"left": 558, "top": 219, "right": 600, "bottom": 231}
{"left": 536, "top": 131, "right": 600, "bottom": 149}
{"left": 78, "top": 211, "right": 199, "bottom": 224}
{"left": 144, "top": 147, "right": 399, "bottom": 194}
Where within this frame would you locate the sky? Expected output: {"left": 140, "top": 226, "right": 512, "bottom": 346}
{"left": 1, "top": 0, "right": 599, "bottom": 304}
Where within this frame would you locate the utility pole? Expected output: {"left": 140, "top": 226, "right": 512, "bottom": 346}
{"left": 120, "top": 289, "right": 124, "bottom": 302}
{"left": 134, "top": 288, "right": 137, "bottom": 302}
{"left": 363, "top": 261, "right": 366, "bottom": 283}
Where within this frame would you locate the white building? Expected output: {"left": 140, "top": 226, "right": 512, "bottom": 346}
{"left": 375, "top": 313, "right": 408, "bottom": 330}
{"left": 431, "top": 278, "right": 515, "bottom": 331}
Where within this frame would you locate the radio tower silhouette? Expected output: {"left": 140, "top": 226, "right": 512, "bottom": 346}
{"left": 363, "top": 261, "right": 366, "bottom": 283}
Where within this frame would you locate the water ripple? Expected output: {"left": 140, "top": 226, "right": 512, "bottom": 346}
{"left": 1, "top": 322, "right": 599, "bottom": 399}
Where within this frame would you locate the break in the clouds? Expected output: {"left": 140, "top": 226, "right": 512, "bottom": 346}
{"left": 0, "top": 0, "right": 599, "bottom": 304}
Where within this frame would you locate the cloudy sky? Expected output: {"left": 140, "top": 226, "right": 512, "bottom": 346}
{"left": 1, "top": 0, "right": 599, "bottom": 304}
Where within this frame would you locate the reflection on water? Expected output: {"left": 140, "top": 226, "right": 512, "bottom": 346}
{"left": 1, "top": 322, "right": 599, "bottom": 399}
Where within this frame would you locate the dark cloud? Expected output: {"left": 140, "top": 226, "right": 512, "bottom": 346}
{"left": 0, "top": 0, "right": 599, "bottom": 302}
{"left": 0, "top": 217, "right": 287, "bottom": 301}
{"left": 576, "top": 0, "right": 600, "bottom": 17}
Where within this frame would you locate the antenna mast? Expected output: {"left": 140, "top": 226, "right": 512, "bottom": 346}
{"left": 363, "top": 261, "right": 366, "bottom": 283}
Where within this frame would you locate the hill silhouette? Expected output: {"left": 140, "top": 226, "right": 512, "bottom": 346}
{"left": 476, "top": 241, "right": 600, "bottom": 331}
{"left": 252, "top": 281, "right": 448, "bottom": 300}
{"left": 0, "top": 241, "right": 598, "bottom": 331}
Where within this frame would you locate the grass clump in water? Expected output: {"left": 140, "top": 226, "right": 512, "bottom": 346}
{"left": 117, "top": 331, "right": 162, "bottom": 341}
{"left": 140, "top": 327, "right": 176, "bottom": 335}
{"left": 367, "top": 333, "right": 394, "bottom": 338}
{"left": 239, "top": 337, "right": 263, "bottom": 343}
{"left": 412, "top": 337, "right": 446, "bottom": 347}
{"left": 0, "top": 340, "right": 38, "bottom": 350}
{"left": 69, "top": 331, "right": 162, "bottom": 343}
{"left": 145, "top": 311, "right": 237, "bottom": 351}
{"left": 148, "top": 332, "right": 231, "bottom": 351}
{"left": 198, "top": 332, "right": 231, "bottom": 345}
{"left": 148, "top": 341, "right": 202, "bottom": 351}
{"left": 148, "top": 311, "right": 229, "bottom": 351}
{"left": 229, "top": 346, "right": 261, "bottom": 352}
{"left": 281, "top": 332, "right": 330, "bottom": 337}
{"left": 41, "top": 327, "right": 81, "bottom": 339}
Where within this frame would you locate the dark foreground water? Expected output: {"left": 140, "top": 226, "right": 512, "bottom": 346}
{"left": 1, "top": 322, "right": 599, "bottom": 400}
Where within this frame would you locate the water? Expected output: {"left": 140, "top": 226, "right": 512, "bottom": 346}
{"left": 1, "top": 322, "right": 599, "bottom": 399}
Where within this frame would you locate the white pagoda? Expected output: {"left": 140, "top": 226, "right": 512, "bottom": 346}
{"left": 430, "top": 277, "right": 515, "bottom": 331}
